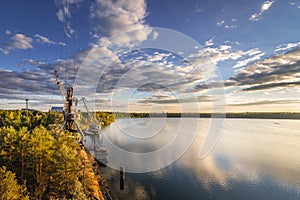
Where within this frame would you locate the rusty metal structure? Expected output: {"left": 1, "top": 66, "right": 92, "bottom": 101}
{"left": 54, "top": 70, "right": 83, "bottom": 138}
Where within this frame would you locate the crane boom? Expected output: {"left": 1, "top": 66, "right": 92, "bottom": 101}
{"left": 54, "top": 70, "right": 66, "bottom": 101}
{"left": 81, "top": 97, "right": 95, "bottom": 123}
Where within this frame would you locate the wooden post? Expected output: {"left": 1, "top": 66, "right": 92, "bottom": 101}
{"left": 120, "top": 166, "right": 125, "bottom": 190}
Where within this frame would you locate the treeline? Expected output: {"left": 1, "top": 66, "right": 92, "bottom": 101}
{"left": 75, "top": 111, "right": 115, "bottom": 127}
{"left": 95, "top": 112, "right": 115, "bottom": 126}
{"left": 113, "top": 112, "right": 150, "bottom": 119}
{"left": 0, "top": 110, "right": 114, "bottom": 199}
{"left": 0, "top": 110, "right": 58, "bottom": 131}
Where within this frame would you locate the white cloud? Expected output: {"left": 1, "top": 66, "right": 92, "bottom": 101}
{"left": 34, "top": 34, "right": 56, "bottom": 45}
{"left": 90, "top": 0, "right": 149, "bottom": 37}
{"left": 274, "top": 42, "right": 300, "bottom": 52}
{"left": 87, "top": 0, "right": 154, "bottom": 65}
{"left": 225, "top": 25, "right": 237, "bottom": 29}
{"left": 187, "top": 44, "right": 245, "bottom": 79}
{"left": 0, "top": 48, "right": 9, "bottom": 54}
{"left": 11, "top": 34, "right": 33, "bottom": 50}
{"left": 245, "top": 48, "right": 262, "bottom": 56}
{"left": 233, "top": 52, "right": 265, "bottom": 69}
{"left": 195, "top": 8, "right": 203, "bottom": 13}
{"left": 205, "top": 38, "right": 214, "bottom": 47}
{"left": 289, "top": 1, "right": 296, "bottom": 6}
{"left": 231, "top": 48, "right": 300, "bottom": 91}
{"left": 261, "top": 1, "right": 274, "bottom": 11}
{"left": 216, "top": 20, "right": 225, "bottom": 26}
{"left": 250, "top": 1, "right": 274, "bottom": 21}
{"left": 19, "top": 59, "right": 46, "bottom": 67}
{"left": 56, "top": 8, "right": 64, "bottom": 22}
{"left": 219, "top": 45, "right": 231, "bottom": 51}
{"left": 185, "top": 18, "right": 191, "bottom": 22}
{"left": 187, "top": 46, "right": 267, "bottom": 84}
{"left": 217, "top": 19, "right": 237, "bottom": 29}
{"left": 58, "top": 41, "right": 66, "bottom": 46}
{"left": 146, "top": 52, "right": 173, "bottom": 62}
{"left": 0, "top": 32, "right": 66, "bottom": 54}
{"left": 5, "top": 30, "right": 11, "bottom": 35}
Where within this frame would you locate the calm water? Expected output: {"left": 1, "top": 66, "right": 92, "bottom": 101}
{"left": 99, "top": 118, "right": 300, "bottom": 200}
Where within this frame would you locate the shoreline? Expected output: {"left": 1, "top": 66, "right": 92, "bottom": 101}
{"left": 84, "top": 148, "right": 116, "bottom": 200}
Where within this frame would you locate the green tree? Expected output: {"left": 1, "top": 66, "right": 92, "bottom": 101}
{"left": 28, "top": 126, "right": 54, "bottom": 199}
{"left": 0, "top": 126, "right": 18, "bottom": 169}
{"left": 0, "top": 166, "right": 29, "bottom": 200}
{"left": 48, "top": 131, "right": 81, "bottom": 198}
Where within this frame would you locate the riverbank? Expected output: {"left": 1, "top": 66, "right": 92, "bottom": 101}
{"left": 80, "top": 147, "right": 115, "bottom": 200}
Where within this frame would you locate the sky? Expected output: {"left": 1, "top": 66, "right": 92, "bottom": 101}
{"left": 0, "top": 0, "right": 300, "bottom": 112}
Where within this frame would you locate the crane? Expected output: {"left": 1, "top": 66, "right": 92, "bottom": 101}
{"left": 54, "top": 70, "right": 107, "bottom": 165}
{"left": 81, "top": 97, "right": 95, "bottom": 124}
{"left": 54, "top": 70, "right": 84, "bottom": 138}
{"left": 79, "top": 97, "right": 102, "bottom": 143}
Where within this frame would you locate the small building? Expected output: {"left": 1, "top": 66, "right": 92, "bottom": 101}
{"left": 21, "top": 108, "right": 37, "bottom": 112}
{"left": 50, "top": 106, "right": 63, "bottom": 112}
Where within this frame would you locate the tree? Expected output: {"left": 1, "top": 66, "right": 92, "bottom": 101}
{"left": 0, "top": 166, "right": 29, "bottom": 200}
{"left": 28, "top": 126, "right": 54, "bottom": 199}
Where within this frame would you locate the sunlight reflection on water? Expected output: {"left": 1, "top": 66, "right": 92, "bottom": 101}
{"left": 100, "top": 118, "right": 300, "bottom": 200}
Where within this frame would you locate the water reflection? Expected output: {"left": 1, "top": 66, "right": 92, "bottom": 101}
{"left": 102, "top": 118, "right": 200, "bottom": 172}
{"left": 101, "top": 118, "right": 300, "bottom": 200}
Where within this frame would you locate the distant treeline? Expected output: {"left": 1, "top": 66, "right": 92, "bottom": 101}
{"left": 114, "top": 112, "right": 300, "bottom": 119}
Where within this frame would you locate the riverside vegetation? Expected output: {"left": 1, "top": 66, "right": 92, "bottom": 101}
{"left": 0, "top": 110, "right": 114, "bottom": 200}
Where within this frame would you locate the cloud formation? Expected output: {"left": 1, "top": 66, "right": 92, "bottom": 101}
{"left": 19, "top": 59, "right": 46, "bottom": 67}
{"left": 233, "top": 50, "right": 265, "bottom": 69}
{"left": 228, "top": 99, "right": 300, "bottom": 107}
{"left": 250, "top": 1, "right": 274, "bottom": 21}
{"left": 274, "top": 42, "right": 300, "bottom": 52}
{"left": 0, "top": 55, "right": 83, "bottom": 110}
{"left": 216, "top": 19, "right": 237, "bottom": 29}
{"left": 231, "top": 48, "right": 300, "bottom": 91}
{"left": 137, "top": 95, "right": 212, "bottom": 104}
{"left": 34, "top": 34, "right": 56, "bottom": 45}
{"left": 0, "top": 33, "right": 33, "bottom": 54}
{"left": 0, "top": 32, "right": 65, "bottom": 54}
{"left": 90, "top": 0, "right": 148, "bottom": 37}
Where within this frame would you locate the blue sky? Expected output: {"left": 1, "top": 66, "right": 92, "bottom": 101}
{"left": 0, "top": 0, "right": 300, "bottom": 112}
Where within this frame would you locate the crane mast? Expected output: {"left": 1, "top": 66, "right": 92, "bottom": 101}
{"left": 54, "top": 70, "right": 78, "bottom": 133}
{"left": 54, "top": 70, "right": 66, "bottom": 101}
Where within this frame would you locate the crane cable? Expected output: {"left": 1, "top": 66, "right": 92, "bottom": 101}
{"left": 64, "top": 0, "right": 68, "bottom": 82}
{"left": 73, "top": 0, "right": 77, "bottom": 86}
{"left": 57, "top": 0, "right": 77, "bottom": 86}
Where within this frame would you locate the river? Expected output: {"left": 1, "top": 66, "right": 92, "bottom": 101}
{"left": 98, "top": 118, "right": 300, "bottom": 200}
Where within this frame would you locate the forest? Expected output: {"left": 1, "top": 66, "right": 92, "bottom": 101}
{"left": 0, "top": 110, "right": 114, "bottom": 200}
